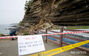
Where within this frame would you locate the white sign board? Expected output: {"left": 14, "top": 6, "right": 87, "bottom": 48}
{"left": 18, "top": 35, "right": 45, "bottom": 55}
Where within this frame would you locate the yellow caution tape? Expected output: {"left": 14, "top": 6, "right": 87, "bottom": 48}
{"left": 30, "top": 53, "right": 38, "bottom": 56}
{"left": 29, "top": 40, "right": 89, "bottom": 56}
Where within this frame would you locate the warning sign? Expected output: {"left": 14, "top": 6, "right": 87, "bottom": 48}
{"left": 18, "top": 35, "right": 45, "bottom": 55}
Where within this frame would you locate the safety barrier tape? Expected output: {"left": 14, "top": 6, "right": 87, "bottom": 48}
{"left": 30, "top": 40, "right": 89, "bottom": 56}
{"left": 0, "top": 31, "right": 89, "bottom": 39}
{"left": 42, "top": 31, "right": 89, "bottom": 36}
{"left": 0, "top": 36, "right": 17, "bottom": 39}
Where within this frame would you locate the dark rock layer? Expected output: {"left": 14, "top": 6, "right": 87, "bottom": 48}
{"left": 21, "top": 0, "right": 89, "bottom": 27}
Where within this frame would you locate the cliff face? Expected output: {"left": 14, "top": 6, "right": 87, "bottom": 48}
{"left": 20, "top": 0, "right": 89, "bottom": 33}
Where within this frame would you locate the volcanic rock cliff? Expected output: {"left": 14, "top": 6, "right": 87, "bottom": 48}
{"left": 19, "top": 0, "right": 89, "bottom": 34}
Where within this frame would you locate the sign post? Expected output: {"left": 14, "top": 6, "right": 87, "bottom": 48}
{"left": 18, "top": 35, "right": 45, "bottom": 55}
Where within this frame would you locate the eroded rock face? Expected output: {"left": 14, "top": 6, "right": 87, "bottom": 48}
{"left": 20, "top": 0, "right": 89, "bottom": 33}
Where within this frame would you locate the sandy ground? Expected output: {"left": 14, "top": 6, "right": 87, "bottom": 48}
{"left": 0, "top": 40, "right": 89, "bottom": 56}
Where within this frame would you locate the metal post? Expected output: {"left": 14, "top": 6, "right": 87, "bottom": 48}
{"left": 45, "top": 29, "right": 48, "bottom": 43}
{"left": 60, "top": 26, "right": 64, "bottom": 47}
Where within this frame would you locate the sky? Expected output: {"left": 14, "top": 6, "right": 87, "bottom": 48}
{"left": 0, "top": 0, "right": 28, "bottom": 24}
